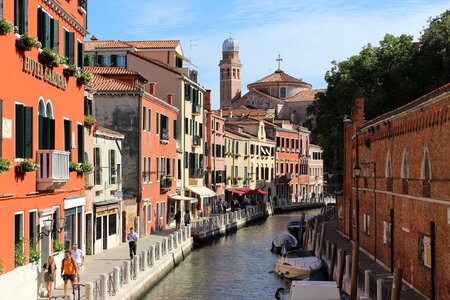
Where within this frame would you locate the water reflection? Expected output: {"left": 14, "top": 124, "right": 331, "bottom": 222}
{"left": 141, "top": 209, "right": 320, "bottom": 300}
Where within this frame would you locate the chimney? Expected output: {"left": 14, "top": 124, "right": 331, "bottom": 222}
{"left": 352, "top": 87, "right": 365, "bottom": 132}
{"left": 204, "top": 90, "right": 212, "bottom": 111}
{"left": 219, "top": 109, "right": 223, "bottom": 118}
{"left": 167, "top": 93, "right": 173, "bottom": 105}
{"left": 149, "top": 82, "right": 157, "bottom": 96}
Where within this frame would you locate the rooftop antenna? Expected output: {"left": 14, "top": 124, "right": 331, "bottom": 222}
{"left": 276, "top": 54, "right": 283, "bottom": 70}
{"left": 189, "top": 39, "right": 199, "bottom": 60}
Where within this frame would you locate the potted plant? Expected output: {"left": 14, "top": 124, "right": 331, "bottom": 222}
{"left": 0, "top": 157, "right": 12, "bottom": 173}
{"left": 227, "top": 176, "right": 232, "bottom": 181}
{"left": 80, "top": 162, "right": 93, "bottom": 173}
{"left": 77, "top": 71, "right": 92, "bottom": 85}
{"left": 14, "top": 239, "right": 26, "bottom": 267}
{"left": 237, "top": 176, "right": 243, "bottom": 181}
{"left": 84, "top": 114, "right": 96, "bottom": 127}
{"left": 0, "top": 18, "right": 14, "bottom": 35}
{"left": 53, "top": 240, "right": 64, "bottom": 252}
{"left": 69, "top": 161, "right": 82, "bottom": 173}
{"left": 16, "top": 33, "right": 41, "bottom": 51}
{"left": 19, "top": 160, "right": 39, "bottom": 172}
{"left": 63, "top": 64, "right": 81, "bottom": 77}
{"left": 28, "top": 240, "right": 40, "bottom": 264}
{"left": 38, "top": 48, "right": 67, "bottom": 68}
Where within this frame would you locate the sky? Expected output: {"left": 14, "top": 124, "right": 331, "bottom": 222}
{"left": 87, "top": 0, "right": 450, "bottom": 108}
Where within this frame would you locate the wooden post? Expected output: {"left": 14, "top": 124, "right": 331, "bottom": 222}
{"left": 329, "top": 243, "right": 337, "bottom": 280}
{"left": 337, "top": 249, "right": 346, "bottom": 291}
{"left": 303, "top": 223, "right": 310, "bottom": 249}
{"left": 298, "top": 213, "right": 305, "bottom": 245}
{"left": 318, "top": 223, "right": 326, "bottom": 258}
{"left": 312, "top": 231, "right": 318, "bottom": 252}
{"left": 391, "top": 268, "right": 403, "bottom": 300}
{"left": 314, "top": 218, "right": 318, "bottom": 232}
{"left": 350, "top": 242, "right": 359, "bottom": 300}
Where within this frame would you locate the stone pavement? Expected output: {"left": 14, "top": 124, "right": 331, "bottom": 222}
{"left": 41, "top": 226, "right": 178, "bottom": 299}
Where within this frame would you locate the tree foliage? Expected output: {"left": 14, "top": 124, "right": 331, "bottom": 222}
{"left": 308, "top": 10, "right": 450, "bottom": 182}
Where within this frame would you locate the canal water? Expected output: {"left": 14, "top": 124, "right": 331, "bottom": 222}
{"left": 141, "top": 209, "right": 321, "bottom": 300}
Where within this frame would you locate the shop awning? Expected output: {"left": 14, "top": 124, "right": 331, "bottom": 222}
{"left": 168, "top": 194, "right": 197, "bottom": 203}
{"left": 246, "top": 188, "right": 268, "bottom": 195}
{"left": 227, "top": 188, "right": 251, "bottom": 196}
{"left": 186, "top": 186, "right": 216, "bottom": 198}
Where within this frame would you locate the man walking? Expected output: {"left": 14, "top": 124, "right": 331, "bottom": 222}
{"left": 61, "top": 250, "right": 78, "bottom": 296}
{"left": 127, "top": 227, "right": 138, "bottom": 259}
{"left": 71, "top": 243, "right": 84, "bottom": 283}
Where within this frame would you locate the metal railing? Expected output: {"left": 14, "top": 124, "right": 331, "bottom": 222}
{"left": 36, "top": 150, "right": 70, "bottom": 190}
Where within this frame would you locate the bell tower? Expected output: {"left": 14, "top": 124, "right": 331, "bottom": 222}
{"left": 219, "top": 37, "right": 242, "bottom": 109}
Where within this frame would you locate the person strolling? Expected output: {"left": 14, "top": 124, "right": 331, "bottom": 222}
{"left": 127, "top": 227, "right": 138, "bottom": 259}
{"left": 71, "top": 243, "right": 84, "bottom": 283}
{"left": 43, "top": 256, "right": 56, "bottom": 299}
{"left": 61, "top": 250, "right": 78, "bottom": 296}
{"left": 184, "top": 210, "right": 191, "bottom": 226}
{"left": 174, "top": 209, "right": 182, "bottom": 230}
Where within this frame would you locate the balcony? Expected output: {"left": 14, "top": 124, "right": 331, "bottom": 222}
{"left": 192, "top": 104, "right": 201, "bottom": 115}
{"left": 36, "top": 150, "right": 70, "bottom": 191}
{"left": 78, "top": 0, "right": 87, "bottom": 14}
{"left": 189, "top": 168, "right": 204, "bottom": 178}
{"left": 193, "top": 135, "right": 201, "bottom": 146}
{"left": 160, "top": 175, "right": 173, "bottom": 194}
{"left": 160, "top": 128, "right": 169, "bottom": 144}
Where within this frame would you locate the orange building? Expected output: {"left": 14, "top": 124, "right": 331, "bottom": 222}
{"left": 87, "top": 67, "right": 178, "bottom": 236}
{"left": 0, "top": 0, "right": 88, "bottom": 275}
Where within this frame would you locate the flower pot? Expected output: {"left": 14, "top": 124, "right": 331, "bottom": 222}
{"left": 16, "top": 39, "right": 32, "bottom": 51}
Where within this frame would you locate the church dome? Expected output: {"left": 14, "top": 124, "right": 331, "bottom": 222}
{"left": 222, "top": 37, "right": 239, "bottom": 52}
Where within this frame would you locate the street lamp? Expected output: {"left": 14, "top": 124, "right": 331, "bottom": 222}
{"left": 353, "top": 165, "right": 361, "bottom": 243}
{"left": 39, "top": 218, "right": 65, "bottom": 239}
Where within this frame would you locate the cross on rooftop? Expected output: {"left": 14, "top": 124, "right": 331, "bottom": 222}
{"left": 276, "top": 54, "right": 283, "bottom": 70}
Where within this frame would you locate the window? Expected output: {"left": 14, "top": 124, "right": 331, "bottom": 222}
{"left": 109, "top": 150, "right": 116, "bottom": 184}
{"left": 77, "top": 124, "right": 84, "bottom": 163}
{"left": 244, "top": 143, "right": 248, "bottom": 156}
{"left": 156, "top": 157, "right": 160, "bottom": 178}
{"left": 177, "top": 159, "right": 181, "bottom": 179}
{"left": 108, "top": 214, "right": 117, "bottom": 235}
{"left": 143, "top": 107, "right": 147, "bottom": 130}
{"left": 173, "top": 119, "right": 177, "bottom": 139}
{"left": 94, "top": 147, "right": 101, "bottom": 185}
{"left": 77, "top": 41, "right": 84, "bottom": 68}
{"left": 147, "top": 204, "right": 152, "bottom": 222}
{"left": 14, "top": 0, "right": 28, "bottom": 34}
{"left": 156, "top": 113, "right": 160, "bottom": 134}
{"left": 96, "top": 217, "right": 102, "bottom": 240}
{"left": 116, "top": 55, "right": 126, "bottom": 67}
{"left": 37, "top": 7, "right": 58, "bottom": 51}
{"left": 185, "top": 118, "right": 188, "bottom": 134}
{"left": 14, "top": 212, "right": 24, "bottom": 267}
{"left": 64, "top": 119, "right": 72, "bottom": 161}
{"left": 15, "top": 103, "right": 33, "bottom": 158}
{"left": 63, "top": 29, "right": 75, "bottom": 65}
{"left": 84, "top": 97, "right": 93, "bottom": 116}
{"left": 418, "top": 232, "right": 431, "bottom": 268}
{"left": 363, "top": 213, "right": 370, "bottom": 235}
{"left": 148, "top": 108, "right": 152, "bottom": 132}
{"left": 383, "top": 221, "right": 391, "bottom": 245}
{"left": 216, "top": 144, "right": 221, "bottom": 158}
{"left": 148, "top": 157, "right": 151, "bottom": 182}
{"left": 184, "top": 152, "right": 188, "bottom": 168}
{"left": 29, "top": 211, "right": 37, "bottom": 245}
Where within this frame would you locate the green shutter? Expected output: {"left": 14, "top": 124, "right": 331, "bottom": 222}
{"left": 77, "top": 42, "right": 84, "bottom": 68}
{"left": 64, "top": 119, "right": 71, "bottom": 161}
{"left": 15, "top": 105, "right": 24, "bottom": 158}
{"left": 37, "top": 7, "right": 43, "bottom": 44}
{"left": 51, "top": 18, "right": 59, "bottom": 53}
{"left": 24, "top": 106, "right": 33, "bottom": 158}
{"left": 68, "top": 32, "right": 75, "bottom": 65}
{"left": 49, "top": 118, "right": 55, "bottom": 150}
{"left": 77, "top": 124, "right": 84, "bottom": 163}
{"left": 43, "top": 12, "right": 50, "bottom": 48}
{"left": 38, "top": 115, "right": 44, "bottom": 149}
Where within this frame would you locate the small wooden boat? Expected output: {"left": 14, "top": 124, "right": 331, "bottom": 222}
{"left": 274, "top": 250, "right": 322, "bottom": 279}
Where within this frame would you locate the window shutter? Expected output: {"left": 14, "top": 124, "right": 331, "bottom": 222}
{"left": 44, "top": 13, "right": 51, "bottom": 49}
{"left": 97, "top": 55, "right": 103, "bottom": 66}
{"left": 38, "top": 115, "right": 44, "bottom": 149}
{"left": 37, "top": 7, "right": 43, "bottom": 44}
{"left": 49, "top": 118, "right": 55, "bottom": 150}
{"left": 77, "top": 42, "right": 84, "bottom": 69}
{"left": 77, "top": 124, "right": 84, "bottom": 163}
{"left": 111, "top": 55, "right": 117, "bottom": 66}
{"left": 68, "top": 32, "right": 75, "bottom": 65}
{"left": 24, "top": 106, "right": 33, "bottom": 158}
{"left": 23, "top": 0, "right": 28, "bottom": 33}
{"left": 173, "top": 119, "right": 177, "bottom": 139}
{"left": 51, "top": 18, "right": 59, "bottom": 53}
{"left": 15, "top": 105, "right": 24, "bottom": 157}
{"left": 64, "top": 119, "right": 71, "bottom": 160}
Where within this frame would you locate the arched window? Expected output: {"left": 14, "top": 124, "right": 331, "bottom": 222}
{"left": 38, "top": 99, "right": 55, "bottom": 150}
{"left": 237, "top": 69, "right": 240, "bottom": 79}
{"left": 233, "top": 68, "right": 236, "bottom": 78}
{"left": 221, "top": 69, "right": 225, "bottom": 79}
{"left": 385, "top": 151, "right": 393, "bottom": 191}
{"left": 401, "top": 149, "right": 409, "bottom": 194}
{"left": 421, "top": 147, "right": 431, "bottom": 197}
{"left": 227, "top": 68, "right": 230, "bottom": 78}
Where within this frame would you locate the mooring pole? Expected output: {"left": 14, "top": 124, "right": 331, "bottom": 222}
{"left": 391, "top": 267, "right": 403, "bottom": 300}
{"left": 350, "top": 242, "right": 359, "bottom": 300}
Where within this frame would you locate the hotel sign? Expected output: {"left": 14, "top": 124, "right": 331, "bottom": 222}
{"left": 23, "top": 56, "right": 67, "bottom": 90}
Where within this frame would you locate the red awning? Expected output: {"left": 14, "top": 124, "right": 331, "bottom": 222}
{"left": 245, "top": 188, "right": 268, "bottom": 195}
{"left": 227, "top": 188, "right": 251, "bottom": 196}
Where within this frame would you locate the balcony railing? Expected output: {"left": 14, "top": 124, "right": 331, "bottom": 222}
{"left": 193, "top": 135, "right": 201, "bottom": 146}
{"left": 160, "top": 128, "right": 169, "bottom": 144}
{"left": 78, "top": 0, "right": 87, "bottom": 13}
{"left": 36, "top": 150, "right": 70, "bottom": 190}
{"left": 160, "top": 176, "right": 172, "bottom": 194}
{"left": 189, "top": 168, "right": 204, "bottom": 178}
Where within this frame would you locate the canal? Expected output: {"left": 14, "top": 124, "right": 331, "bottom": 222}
{"left": 141, "top": 209, "right": 321, "bottom": 300}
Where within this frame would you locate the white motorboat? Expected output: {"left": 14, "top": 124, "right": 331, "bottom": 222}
{"left": 274, "top": 252, "right": 322, "bottom": 279}
{"left": 275, "top": 281, "right": 341, "bottom": 300}
{"left": 270, "top": 231, "right": 299, "bottom": 255}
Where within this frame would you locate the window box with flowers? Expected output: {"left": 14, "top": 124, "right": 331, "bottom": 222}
{"left": 69, "top": 161, "right": 82, "bottom": 173}
{"left": 77, "top": 71, "right": 92, "bottom": 85}
{"left": 0, "top": 18, "right": 14, "bottom": 35}
{"left": 16, "top": 33, "right": 41, "bottom": 51}
{"left": 17, "top": 160, "right": 39, "bottom": 173}
{"left": 38, "top": 48, "right": 67, "bottom": 68}
{"left": 63, "top": 64, "right": 81, "bottom": 77}
{"left": 84, "top": 115, "right": 96, "bottom": 127}
{"left": 80, "top": 162, "right": 93, "bottom": 173}
{"left": 0, "top": 158, "right": 12, "bottom": 173}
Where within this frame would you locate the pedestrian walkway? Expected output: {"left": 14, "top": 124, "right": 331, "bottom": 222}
{"left": 40, "top": 227, "right": 177, "bottom": 299}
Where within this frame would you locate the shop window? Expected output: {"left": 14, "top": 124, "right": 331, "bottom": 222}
{"left": 37, "top": 8, "right": 58, "bottom": 51}
{"left": 63, "top": 29, "right": 75, "bottom": 65}
{"left": 14, "top": 0, "right": 28, "bottom": 34}
{"left": 108, "top": 214, "right": 117, "bottom": 235}
{"left": 15, "top": 103, "right": 33, "bottom": 159}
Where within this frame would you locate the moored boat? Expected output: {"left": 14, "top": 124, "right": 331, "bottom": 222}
{"left": 275, "top": 281, "right": 342, "bottom": 300}
{"left": 270, "top": 231, "right": 299, "bottom": 255}
{"left": 274, "top": 251, "right": 322, "bottom": 279}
